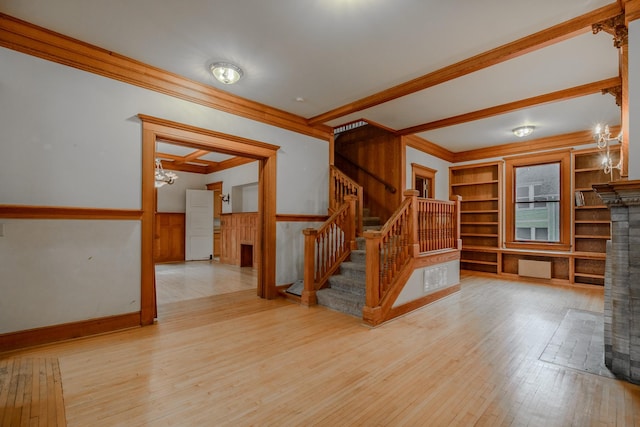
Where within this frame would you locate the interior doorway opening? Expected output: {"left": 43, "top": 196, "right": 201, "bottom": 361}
{"left": 139, "top": 114, "right": 279, "bottom": 325}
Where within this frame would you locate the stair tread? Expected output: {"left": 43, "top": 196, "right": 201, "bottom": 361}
{"left": 341, "top": 261, "right": 366, "bottom": 271}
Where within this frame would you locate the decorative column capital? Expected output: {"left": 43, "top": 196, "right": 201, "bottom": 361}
{"left": 592, "top": 14, "right": 628, "bottom": 48}
{"left": 593, "top": 180, "right": 640, "bottom": 206}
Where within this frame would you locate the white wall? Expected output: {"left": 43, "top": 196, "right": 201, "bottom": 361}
{"left": 207, "top": 162, "right": 259, "bottom": 214}
{"left": 405, "top": 146, "right": 452, "bottom": 200}
{"left": 0, "top": 220, "right": 140, "bottom": 333}
{"left": 629, "top": 19, "right": 640, "bottom": 180}
{"left": 157, "top": 171, "right": 208, "bottom": 213}
{"left": 0, "top": 46, "right": 329, "bottom": 333}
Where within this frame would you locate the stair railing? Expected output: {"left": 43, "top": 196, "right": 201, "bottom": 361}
{"left": 330, "top": 166, "right": 363, "bottom": 236}
{"left": 302, "top": 195, "right": 358, "bottom": 306}
{"left": 335, "top": 152, "right": 397, "bottom": 194}
{"left": 363, "top": 191, "right": 461, "bottom": 325}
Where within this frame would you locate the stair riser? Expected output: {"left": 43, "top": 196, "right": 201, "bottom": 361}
{"left": 316, "top": 293, "right": 363, "bottom": 318}
{"left": 350, "top": 251, "right": 366, "bottom": 264}
{"left": 340, "top": 265, "right": 366, "bottom": 281}
{"left": 328, "top": 277, "right": 365, "bottom": 296}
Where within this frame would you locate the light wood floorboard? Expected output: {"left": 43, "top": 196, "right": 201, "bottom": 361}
{"left": 2, "top": 272, "right": 640, "bottom": 426}
{"left": 155, "top": 261, "right": 256, "bottom": 306}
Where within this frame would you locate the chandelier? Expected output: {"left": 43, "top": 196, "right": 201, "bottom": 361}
{"left": 155, "top": 159, "right": 178, "bottom": 188}
{"left": 594, "top": 124, "right": 622, "bottom": 179}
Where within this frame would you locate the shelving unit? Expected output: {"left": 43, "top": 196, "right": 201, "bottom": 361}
{"left": 571, "top": 146, "right": 620, "bottom": 285}
{"left": 450, "top": 161, "right": 503, "bottom": 274}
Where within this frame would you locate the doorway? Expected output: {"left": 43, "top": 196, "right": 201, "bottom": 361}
{"left": 412, "top": 163, "right": 436, "bottom": 198}
{"left": 139, "top": 114, "right": 280, "bottom": 325}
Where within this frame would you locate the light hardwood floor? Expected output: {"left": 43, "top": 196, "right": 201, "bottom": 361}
{"left": 2, "top": 273, "right": 640, "bottom": 426}
{"left": 155, "top": 261, "right": 256, "bottom": 306}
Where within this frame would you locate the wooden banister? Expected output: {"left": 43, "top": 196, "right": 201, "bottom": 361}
{"left": 302, "top": 195, "right": 357, "bottom": 306}
{"left": 363, "top": 190, "right": 461, "bottom": 326}
{"left": 335, "top": 152, "right": 397, "bottom": 194}
{"left": 330, "top": 166, "right": 363, "bottom": 235}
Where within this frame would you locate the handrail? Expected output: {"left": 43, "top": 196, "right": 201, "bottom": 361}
{"left": 335, "top": 152, "right": 397, "bottom": 194}
{"left": 301, "top": 195, "right": 357, "bottom": 306}
{"left": 363, "top": 191, "right": 461, "bottom": 325}
{"left": 330, "top": 166, "right": 363, "bottom": 236}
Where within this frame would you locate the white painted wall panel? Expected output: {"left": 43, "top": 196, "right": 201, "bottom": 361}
{"left": 393, "top": 259, "right": 460, "bottom": 308}
{"left": 156, "top": 171, "right": 208, "bottom": 213}
{"left": 405, "top": 146, "right": 451, "bottom": 200}
{"left": 0, "top": 220, "right": 140, "bottom": 333}
{"left": 0, "top": 46, "right": 328, "bottom": 333}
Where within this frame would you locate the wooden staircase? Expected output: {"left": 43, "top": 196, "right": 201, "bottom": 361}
{"left": 316, "top": 209, "right": 380, "bottom": 317}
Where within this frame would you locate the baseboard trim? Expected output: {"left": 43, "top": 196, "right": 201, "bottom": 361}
{"left": 386, "top": 283, "right": 461, "bottom": 322}
{"left": 0, "top": 312, "right": 141, "bottom": 352}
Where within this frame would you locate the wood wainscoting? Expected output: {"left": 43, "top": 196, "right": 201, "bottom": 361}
{"left": 220, "top": 212, "right": 258, "bottom": 267}
{"left": 154, "top": 212, "right": 186, "bottom": 263}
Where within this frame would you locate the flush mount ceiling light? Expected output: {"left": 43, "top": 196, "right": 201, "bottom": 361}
{"left": 512, "top": 125, "right": 535, "bottom": 138}
{"left": 210, "top": 62, "right": 244, "bottom": 84}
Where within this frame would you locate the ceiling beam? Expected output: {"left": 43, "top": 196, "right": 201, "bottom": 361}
{"left": 159, "top": 159, "right": 208, "bottom": 174}
{"left": 398, "top": 77, "right": 621, "bottom": 135}
{"left": 173, "top": 149, "right": 211, "bottom": 165}
{"left": 452, "top": 127, "right": 620, "bottom": 163}
{"left": 208, "top": 157, "right": 257, "bottom": 173}
{"left": 308, "top": 3, "right": 622, "bottom": 126}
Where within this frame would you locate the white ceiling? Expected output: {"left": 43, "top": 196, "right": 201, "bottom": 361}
{"left": 0, "top": 0, "right": 623, "bottom": 152}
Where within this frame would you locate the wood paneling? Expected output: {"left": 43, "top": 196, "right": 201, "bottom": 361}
{"left": 154, "top": 213, "right": 185, "bottom": 263}
{"left": 335, "top": 125, "right": 403, "bottom": 223}
{"left": 220, "top": 213, "right": 259, "bottom": 268}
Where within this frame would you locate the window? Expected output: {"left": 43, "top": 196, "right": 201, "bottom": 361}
{"left": 505, "top": 150, "right": 571, "bottom": 251}
{"left": 514, "top": 163, "right": 560, "bottom": 242}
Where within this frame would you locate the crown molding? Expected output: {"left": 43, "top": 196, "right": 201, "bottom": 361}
{"left": 0, "top": 13, "right": 331, "bottom": 141}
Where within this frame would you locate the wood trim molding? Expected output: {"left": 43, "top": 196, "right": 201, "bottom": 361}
{"left": 208, "top": 157, "right": 257, "bottom": 173}
{"left": 140, "top": 115, "right": 279, "bottom": 321}
{"left": 453, "top": 129, "right": 607, "bottom": 163}
{"left": 398, "top": 77, "right": 621, "bottom": 135}
{"left": 404, "top": 135, "right": 455, "bottom": 163}
{"left": 275, "top": 214, "right": 329, "bottom": 222}
{"left": 386, "top": 284, "right": 461, "bottom": 323}
{"left": 0, "top": 13, "right": 331, "bottom": 141}
{"left": 0, "top": 205, "right": 142, "bottom": 220}
{"left": 308, "top": 3, "right": 622, "bottom": 125}
{"left": 625, "top": 0, "right": 640, "bottom": 23}
{"left": 504, "top": 149, "right": 572, "bottom": 251}
{"left": 139, "top": 114, "right": 281, "bottom": 157}
{"left": 0, "top": 312, "right": 140, "bottom": 352}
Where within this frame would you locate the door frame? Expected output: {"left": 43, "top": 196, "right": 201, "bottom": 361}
{"left": 139, "top": 114, "right": 279, "bottom": 325}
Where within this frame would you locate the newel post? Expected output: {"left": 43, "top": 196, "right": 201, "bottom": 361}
{"left": 450, "top": 195, "right": 462, "bottom": 250}
{"left": 405, "top": 189, "right": 420, "bottom": 257}
{"left": 301, "top": 228, "right": 318, "bottom": 306}
{"left": 344, "top": 194, "right": 358, "bottom": 250}
{"left": 362, "top": 230, "right": 383, "bottom": 325}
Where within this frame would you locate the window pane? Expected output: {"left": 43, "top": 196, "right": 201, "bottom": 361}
{"left": 514, "top": 163, "right": 560, "bottom": 242}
